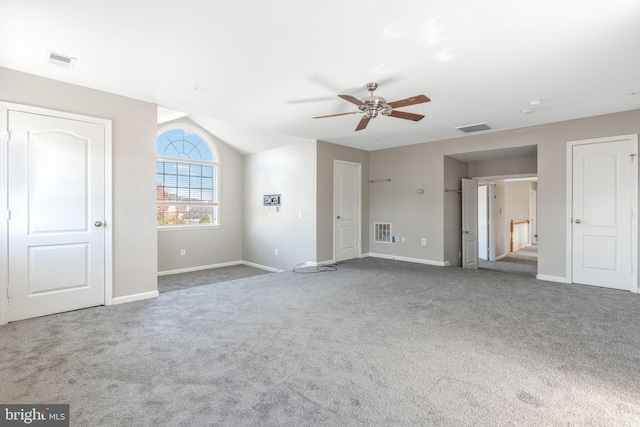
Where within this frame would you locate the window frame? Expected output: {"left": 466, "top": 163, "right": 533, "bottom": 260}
{"left": 156, "top": 123, "right": 220, "bottom": 230}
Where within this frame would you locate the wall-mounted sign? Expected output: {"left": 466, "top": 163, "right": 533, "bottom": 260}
{"left": 263, "top": 194, "right": 281, "bottom": 206}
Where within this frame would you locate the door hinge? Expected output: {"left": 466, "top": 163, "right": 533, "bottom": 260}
{"left": 1, "top": 131, "right": 9, "bottom": 143}
{"left": 6, "top": 287, "right": 10, "bottom": 300}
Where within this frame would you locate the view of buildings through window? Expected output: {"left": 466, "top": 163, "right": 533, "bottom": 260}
{"left": 156, "top": 127, "right": 218, "bottom": 226}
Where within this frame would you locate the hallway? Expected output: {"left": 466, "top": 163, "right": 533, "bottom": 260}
{"left": 479, "top": 245, "right": 537, "bottom": 277}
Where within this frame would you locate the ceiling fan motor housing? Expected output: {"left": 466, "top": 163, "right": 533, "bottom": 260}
{"left": 360, "top": 95, "right": 391, "bottom": 118}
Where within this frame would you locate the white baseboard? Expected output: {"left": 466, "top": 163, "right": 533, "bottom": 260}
{"left": 306, "top": 260, "right": 335, "bottom": 267}
{"left": 112, "top": 290, "right": 159, "bottom": 305}
{"left": 241, "top": 261, "right": 281, "bottom": 273}
{"left": 536, "top": 274, "right": 570, "bottom": 283}
{"left": 158, "top": 260, "right": 243, "bottom": 276}
{"left": 367, "top": 252, "right": 450, "bottom": 267}
{"left": 494, "top": 253, "right": 507, "bottom": 261}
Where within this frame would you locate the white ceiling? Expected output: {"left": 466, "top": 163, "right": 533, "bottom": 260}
{"left": 1, "top": 0, "right": 639, "bottom": 154}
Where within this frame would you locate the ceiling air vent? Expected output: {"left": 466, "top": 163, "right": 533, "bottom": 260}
{"left": 48, "top": 52, "right": 76, "bottom": 68}
{"left": 455, "top": 122, "right": 493, "bottom": 133}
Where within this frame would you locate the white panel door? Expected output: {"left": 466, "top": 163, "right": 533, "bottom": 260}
{"left": 334, "top": 160, "right": 361, "bottom": 262}
{"left": 8, "top": 110, "right": 106, "bottom": 321}
{"left": 462, "top": 178, "right": 479, "bottom": 269}
{"left": 572, "top": 138, "right": 635, "bottom": 290}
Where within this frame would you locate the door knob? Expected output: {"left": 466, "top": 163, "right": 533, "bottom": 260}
{"left": 336, "top": 215, "right": 341, "bottom": 219}
{"left": 574, "top": 219, "right": 582, "bottom": 224}
{"left": 94, "top": 221, "right": 103, "bottom": 227}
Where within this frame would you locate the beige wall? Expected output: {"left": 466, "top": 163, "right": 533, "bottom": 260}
{"left": 316, "top": 141, "right": 370, "bottom": 263}
{"left": 0, "top": 67, "right": 158, "bottom": 298}
{"left": 469, "top": 156, "right": 537, "bottom": 178}
{"left": 157, "top": 118, "right": 243, "bottom": 272}
{"left": 493, "top": 180, "right": 507, "bottom": 258}
{"left": 504, "top": 181, "right": 534, "bottom": 251}
{"left": 369, "top": 109, "right": 640, "bottom": 281}
{"left": 443, "top": 156, "right": 468, "bottom": 266}
{"left": 243, "top": 141, "right": 317, "bottom": 270}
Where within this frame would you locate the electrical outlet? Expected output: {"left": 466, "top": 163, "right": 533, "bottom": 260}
{"left": 401, "top": 237, "right": 406, "bottom": 243}
{"left": 180, "top": 249, "right": 186, "bottom": 256}
{"left": 421, "top": 238, "right": 427, "bottom": 245}
{"left": 299, "top": 210, "right": 303, "bottom": 218}
{"left": 275, "top": 249, "right": 278, "bottom": 256}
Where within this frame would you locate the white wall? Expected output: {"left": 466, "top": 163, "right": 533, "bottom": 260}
{"left": 369, "top": 109, "right": 640, "bottom": 281}
{"left": 157, "top": 118, "right": 243, "bottom": 273}
{"left": 0, "top": 67, "right": 158, "bottom": 298}
{"left": 243, "top": 141, "right": 317, "bottom": 270}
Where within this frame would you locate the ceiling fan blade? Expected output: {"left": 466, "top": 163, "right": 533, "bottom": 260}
{"left": 355, "top": 116, "right": 370, "bottom": 131}
{"left": 388, "top": 110, "right": 425, "bottom": 122}
{"left": 338, "top": 94, "right": 366, "bottom": 106}
{"left": 387, "top": 94, "right": 431, "bottom": 109}
{"left": 312, "top": 111, "right": 361, "bottom": 119}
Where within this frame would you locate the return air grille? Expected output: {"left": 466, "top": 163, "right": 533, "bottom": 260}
{"left": 455, "top": 122, "right": 493, "bottom": 133}
{"left": 48, "top": 52, "right": 77, "bottom": 68}
{"left": 374, "top": 222, "right": 392, "bottom": 243}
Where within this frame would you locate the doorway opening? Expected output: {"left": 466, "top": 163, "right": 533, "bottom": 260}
{"left": 478, "top": 176, "right": 538, "bottom": 277}
{"left": 446, "top": 144, "right": 538, "bottom": 278}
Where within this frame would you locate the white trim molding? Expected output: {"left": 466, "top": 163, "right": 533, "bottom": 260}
{"left": 536, "top": 274, "right": 570, "bottom": 283}
{"left": 112, "top": 290, "right": 159, "bottom": 305}
{"left": 241, "top": 261, "right": 281, "bottom": 273}
{"left": 158, "top": 261, "right": 243, "bottom": 276}
{"left": 367, "top": 252, "right": 450, "bottom": 267}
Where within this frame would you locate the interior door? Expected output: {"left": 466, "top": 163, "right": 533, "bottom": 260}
{"left": 334, "top": 160, "right": 361, "bottom": 262}
{"left": 462, "top": 178, "right": 479, "bottom": 269}
{"left": 571, "top": 138, "right": 636, "bottom": 290}
{"left": 7, "top": 110, "right": 106, "bottom": 321}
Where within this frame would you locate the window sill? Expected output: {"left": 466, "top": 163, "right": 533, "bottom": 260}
{"left": 158, "top": 225, "right": 220, "bottom": 231}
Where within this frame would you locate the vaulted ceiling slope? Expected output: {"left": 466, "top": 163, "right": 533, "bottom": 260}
{"left": 1, "top": 0, "right": 639, "bottom": 154}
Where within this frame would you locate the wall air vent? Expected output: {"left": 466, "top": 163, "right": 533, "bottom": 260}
{"left": 48, "top": 52, "right": 77, "bottom": 69}
{"left": 374, "top": 222, "right": 392, "bottom": 243}
{"left": 455, "top": 122, "right": 493, "bottom": 133}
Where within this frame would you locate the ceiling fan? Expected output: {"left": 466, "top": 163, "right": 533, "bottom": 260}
{"left": 312, "top": 82, "right": 431, "bottom": 131}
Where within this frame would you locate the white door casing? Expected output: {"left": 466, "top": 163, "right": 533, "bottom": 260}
{"left": 567, "top": 134, "right": 638, "bottom": 292}
{"left": 334, "top": 160, "right": 361, "bottom": 262}
{"left": 0, "top": 103, "right": 112, "bottom": 324}
{"left": 530, "top": 189, "right": 538, "bottom": 245}
{"left": 462, "top": 178, "right": 479, "bottom": 269}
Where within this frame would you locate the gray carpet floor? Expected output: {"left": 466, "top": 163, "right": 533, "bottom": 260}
{"left": 2, "top": 257, "right": 640, "bottom": 426}
{"left": 479, "top": 245, "right": 538, "bottom": 277}
{"left": 158, "top": 264, "right": 270, "bottom": 293}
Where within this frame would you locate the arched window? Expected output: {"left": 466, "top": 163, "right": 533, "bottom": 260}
{"left": 156, "top": 125, "right": 219, "bottom": 227}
